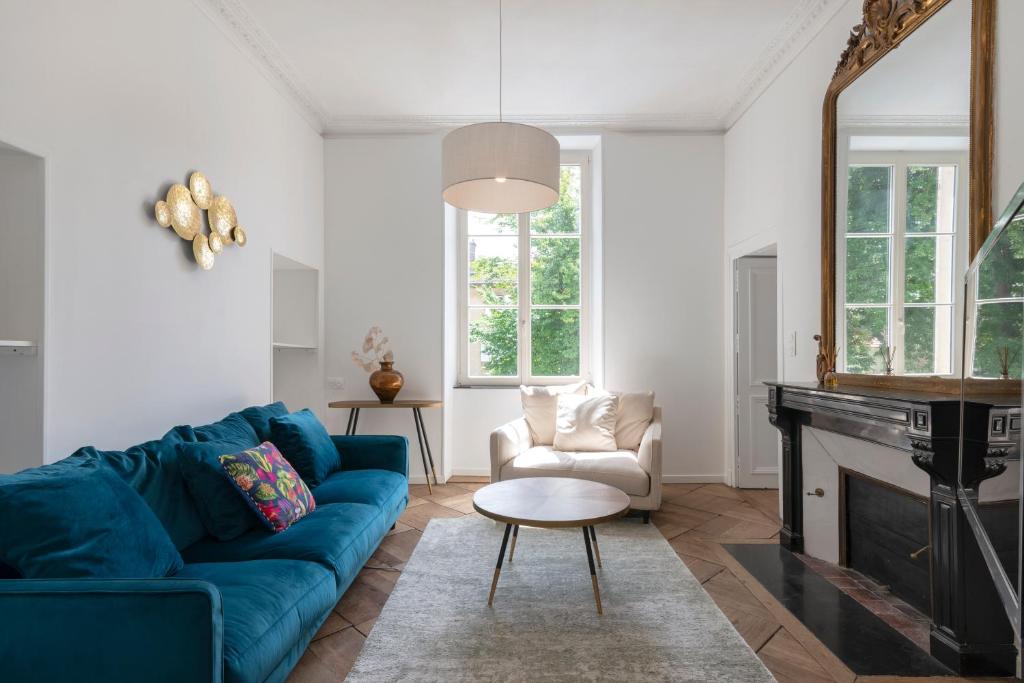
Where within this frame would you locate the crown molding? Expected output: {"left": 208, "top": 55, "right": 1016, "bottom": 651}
{"left": 837, "top": 114, "right": 970, "bottom": 129}
{"left": 720, "top": 0, "right": 849, "bottom": 129}
{"left": 192, "top": 0, "right": 327, "bottom": 132}
{"left": 322, "top": 113, "right": 726, "bottom": 137}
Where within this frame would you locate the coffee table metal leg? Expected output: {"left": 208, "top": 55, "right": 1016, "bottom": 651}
{"left": 488, "top": 523, "right": 513, "bottom": 607}
{"left": 508, "top": 524, "right": 519, "bottom": 562}
{"left": 410, "top": 409, "right": 433, "bottom": 495}
{"left": 589, "top": 525, "right": 602, "bottom": 568}
{"left": 582, "top": 526, "right": 603, "bottom": 614}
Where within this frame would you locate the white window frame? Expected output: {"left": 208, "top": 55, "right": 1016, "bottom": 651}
{"left": 837, "top": 149, "right": 969, "bottom": 376}
{"left": 457, "top": 150, "right": 592, "bottom": 387}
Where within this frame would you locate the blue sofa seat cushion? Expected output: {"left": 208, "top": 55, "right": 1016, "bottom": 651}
{"left": 237, "top": 402, "right": 289, "bottom": 442}
{"left": 182, "top": 503, "right": 382, "bottom": 590}
{"left": 313, "top": 469, "right": 408, "bottom": 512}
{"left": 177, "top": 440, "right": 260, "bottom": 541}
{"left": 0, "top": 466, "right": 183, "bottom": 579}
{"left": 176, "top": 560, "right": 335, "bottom": 683}
{"left": 268, "top": 409, "right": 340, "bottom": 487}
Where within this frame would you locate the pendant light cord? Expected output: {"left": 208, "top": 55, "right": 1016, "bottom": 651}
{"left": 498, "top": 0, "right": 503, "bottom": 122}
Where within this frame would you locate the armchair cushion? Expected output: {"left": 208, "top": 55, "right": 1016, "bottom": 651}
{"left": 520, "top": 382, "right": 586, "bottom": 445}
{"left": 500, "top": 446, "right": 650, "bottom": 497}
{"left": 586, "top": 388, "right": 656, "bottom": 450}
{"left": 552, "top": 393, "right": 619, "bottom": 452}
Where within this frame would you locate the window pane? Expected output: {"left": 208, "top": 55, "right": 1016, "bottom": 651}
{"left": 531, "top": 237, "right": 579, "bottom": 305}
{"left": 846, "top": 237, "right": 890, "bottom": 304}
{"left": 468, "top": 308, "right": 518, "bottom": 377}
{"left": 846, "top": 307, "right": 888, "bottom": 373}
{"left": 978, "top": 215, "right": 1024, "bottom": 300}
{"left": 905, "top": 306, "right": 953, "bottom": 375}
{"left": 531, "top": 165, "right": 580, "bottom": 234}
{"left": 847, "top": 166, "right": 892, "bottom": 233}
{"left": 468, "top": 236, "right": 517, "bottom": 305}
{"left": 531, "top": 309, "right": 580, "bottom": 376}
{"left": 907, "top": 165, "right": 956, "bottom": 233}
{"left": 973, "top": 301, "right": 1024, "bottom": 379}
{"left": 905, "top": 235, "right": 954, "bottom": 304}
{"left": 467, "top": 211, "right": 517, "bottom": 235}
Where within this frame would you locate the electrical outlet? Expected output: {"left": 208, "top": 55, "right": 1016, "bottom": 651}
{"left": 327, "top": 377, "right": 345, "bottom": 390}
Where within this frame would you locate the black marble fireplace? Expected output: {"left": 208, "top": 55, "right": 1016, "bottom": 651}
{"left": 767, "top": 380, "right": 1019, "bottom": 676}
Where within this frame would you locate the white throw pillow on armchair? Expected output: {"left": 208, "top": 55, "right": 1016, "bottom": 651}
{"left": 552, "top": 393, "right": 619, "bottom": 452}
{"left": 587, "top": 387, "right": 655, "bottom": 451}
{"left": 520, "top": 382, "right": 587, "bottom": 445}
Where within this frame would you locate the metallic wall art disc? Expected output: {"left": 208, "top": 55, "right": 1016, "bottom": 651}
{"left": 188, "top": 171, "right": 213, "bottom": 210}
{"left": 192, "top": 234, "right": 215, "bottom": 270}
{"left": 208, "top": 231, "right": 224, "bottom": 254}
{"left": 208, "top": 196, "right": 237, "bottom": 238}
{"left": 232, "top": 225, "right": 247, "bottom": 246}
{"left": 154, "top": 200, "right": 171, "bottom": 227}
{"left": 166, "top": 184, "right": 201, "bottom": 240}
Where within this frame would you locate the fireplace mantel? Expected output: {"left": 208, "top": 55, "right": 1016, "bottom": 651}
{"left": 766, "top": 380, "right": 1018, "bottom": 676}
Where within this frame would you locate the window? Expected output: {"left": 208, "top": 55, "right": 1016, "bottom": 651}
{"left": 968, "top": 212, "right": 1024, "bottom": 379}
{"left": 840, "top": 152, "right": 967, "bottom": 375}
{"left": 458, "top": 153, "right": 590, "bottom": 385}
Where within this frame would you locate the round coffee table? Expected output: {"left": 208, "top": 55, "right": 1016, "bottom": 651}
{"left": 472, "top": 477, "right": 631, "bottom": 614}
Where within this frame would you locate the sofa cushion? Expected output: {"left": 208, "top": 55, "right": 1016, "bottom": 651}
{"left": 520, "top": 382, "right": 587, "bottom": 445}
{"left": 501, "top": 446, "right": 650, "bottom": 497}
{"left": 269, "top": 409, "right": 340, "bottom": 487}
{"left": 182, "top": 502, "right": 383, "bottom": 590}
{"left": 84, "top": 425, "right": 208, "bottom": 550}
{"left": 177, "top": 440, "right": 259, "bottom": 541}
{"left": 176, "top": 560, "right": 335, "bottom": 683}
{"left": 313, "top": 469, "right": 408, "bottom": 510}
{"left": 588, "top": 388, "right": 656, "bottom": 451}
{"left": 219, "top": 442, "right": 316, "bottom": 532}
{"left": 552, "top": 393, "right": 619, "bottom": 452}
{"left": 193, "top": 413, "right": 259, "bottom": 447}
{"left": 237, "top": 401, "right": 289, "bottom": 442}
{"left": 0, "top": 466, "right": 184, "bottom": 579}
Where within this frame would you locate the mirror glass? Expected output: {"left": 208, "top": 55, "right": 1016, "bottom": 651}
{"left": 835, "top": 2, "right": 971, "bottom": 375}
{"left": 959, "top": 185, "right": 1023, "bottom": 605}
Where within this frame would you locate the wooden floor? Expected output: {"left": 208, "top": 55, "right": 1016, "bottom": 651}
{"left": 288, "top": 482, "right": 1006, "bottom": 682}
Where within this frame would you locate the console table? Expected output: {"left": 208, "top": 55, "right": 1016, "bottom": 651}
{"left": 766, "top": 381, "right": 1018, "bottom": 676}
{"left": 328, "top": 400, "right": 441, "bottom": 494}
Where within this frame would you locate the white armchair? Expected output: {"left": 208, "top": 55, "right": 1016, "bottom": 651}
{"left": 490, "top": 407, "right": 662, "bottom": 520}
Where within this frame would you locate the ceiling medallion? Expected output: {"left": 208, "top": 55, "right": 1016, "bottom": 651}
{"left": 153, "top": 171, "right": 247, "bottom": 270}
{"left": 441, "top": 0, "right": 559, "bottom": 214}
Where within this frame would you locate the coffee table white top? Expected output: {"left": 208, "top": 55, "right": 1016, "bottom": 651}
{"left": 473, "top": 477, "right": 631, "bottom": 529}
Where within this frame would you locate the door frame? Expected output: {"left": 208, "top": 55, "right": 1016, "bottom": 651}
{"left": 724, "top": 234, "right": 784, "bottom": 489}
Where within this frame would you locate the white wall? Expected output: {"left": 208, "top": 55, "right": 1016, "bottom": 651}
{"left": 0, "top": 0, "right": 324, "bottom": 460}
{"left": 324, "top": 132, "right": 726, "bottom": 482}
{"left": 323, "top": 135, "right": 445, "bottom": 483}
{"left": 0, "top": 148, "right": 45, "bottom": 473}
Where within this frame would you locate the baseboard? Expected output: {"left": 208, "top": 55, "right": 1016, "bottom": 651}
{"left": 661, "top": 474, "right": 726, "bottom": 484}
{"left": 450, "top": 468, "right": 491, "bottom": 478}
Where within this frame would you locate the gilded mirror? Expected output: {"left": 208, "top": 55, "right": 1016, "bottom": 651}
{"left": 822, "top": 0, "right": 995, "bottom": 389}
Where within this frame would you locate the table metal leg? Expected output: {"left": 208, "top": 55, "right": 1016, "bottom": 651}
{"left": 351, "top": 407, "right": 360, "bottom": 434}
{"left": 413, "top": 407, "right": 439, "bottom": 486}
{"left": 488, "top": 523, "right": 513, "bottom": 607}
{"left": 508, "top": 524, "right": 519, "bottom": 562}
{"left": 583, "top": 526, "right": 603, "bottom": 614}
{"left": 411, "top": 408, "right": 433, "bottom": 495}
{"left": 345, "top": 408, "right": 356, "bottom": 435}
{"left": 589, "top": 525, "right": 602, "bottom": 568}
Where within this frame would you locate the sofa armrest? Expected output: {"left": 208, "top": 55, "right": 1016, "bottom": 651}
{"left": 332, "top": 435, "right": 409, "bottom": 477}
{"left": 490, "top": 417, "right": 533, "bottom": 483}
{"left": 0, "top": 578, "right": 223, "bottom": 682}
{"left": 637, "top": 407, "right": 663, "bottom": 509}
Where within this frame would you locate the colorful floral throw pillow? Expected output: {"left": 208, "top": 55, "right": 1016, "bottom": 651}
{"left": 219, "top": 442, "right": 315, "bottom": 532}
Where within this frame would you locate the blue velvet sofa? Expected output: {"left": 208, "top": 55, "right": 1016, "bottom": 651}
{"left": 0, "top": 404, "right": 409, "bottom": 683}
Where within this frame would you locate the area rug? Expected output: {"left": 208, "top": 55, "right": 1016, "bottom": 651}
{"left": 346, "top": 516, "right": 775, "bottom": 682}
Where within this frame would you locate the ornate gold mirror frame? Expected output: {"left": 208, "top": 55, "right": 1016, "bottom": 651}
{"left": 821, "top": 0, "right": 996, "bottom": 392}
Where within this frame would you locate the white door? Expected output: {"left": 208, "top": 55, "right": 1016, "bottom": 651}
{"left": 735, "top": 256, "right": 779, "bottom": 488}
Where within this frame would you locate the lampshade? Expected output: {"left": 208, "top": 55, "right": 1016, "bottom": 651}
{"left": 442, "top": 122, "right": 560, "bottom": 214}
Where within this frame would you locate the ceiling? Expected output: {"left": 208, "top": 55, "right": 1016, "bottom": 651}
{"left": 200, "top": 0, "right": 847, "bottom": 135}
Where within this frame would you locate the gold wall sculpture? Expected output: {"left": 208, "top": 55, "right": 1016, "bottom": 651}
{"left": 153, "top": 171, "right": 247, "bottom": 270}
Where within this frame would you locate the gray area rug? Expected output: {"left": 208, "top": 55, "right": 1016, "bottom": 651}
{"left": 346, "top": 517, "right": 775, "bottom": 682}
